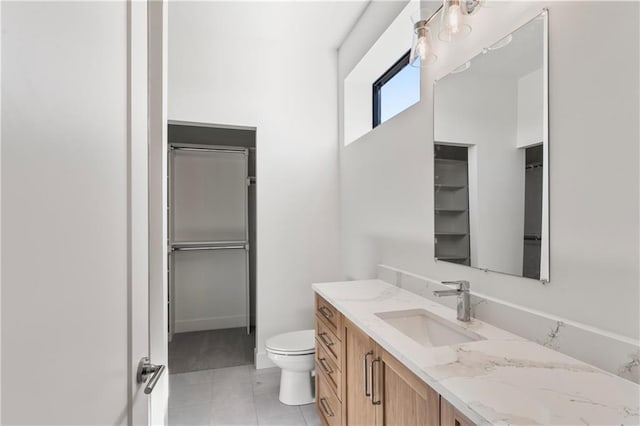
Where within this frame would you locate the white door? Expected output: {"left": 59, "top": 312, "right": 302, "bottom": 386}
{"left": 1, "top": 1, "right": 165, "bottom": 424}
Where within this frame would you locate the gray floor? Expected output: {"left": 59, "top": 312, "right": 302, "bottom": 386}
{"left": 169, "top": 366, "right": 321, "bottom": 426}
{"left": 169, "top": 328, "right": 254, "bottom": 374}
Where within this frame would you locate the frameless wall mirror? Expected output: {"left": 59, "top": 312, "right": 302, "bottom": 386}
{"left": 433, "top": 11, "right": 549, "bottom": 282}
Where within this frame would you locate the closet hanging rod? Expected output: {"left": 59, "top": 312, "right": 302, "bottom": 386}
{"left": 171, "top": 240, "right": 248, "bottom": 247}
{"left": 170, "top": 147, "right": 247, "bottom": 154}
{"left": 172, "top": 245, "right": 247, "bottom": 252}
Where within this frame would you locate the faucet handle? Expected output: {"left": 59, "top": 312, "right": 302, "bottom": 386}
{"left": 441, "top": 280, "right": 470, "bottom": 291}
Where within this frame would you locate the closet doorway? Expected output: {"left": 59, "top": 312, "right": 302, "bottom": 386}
{"left": 167, "top": 122, "right": 257, "bottom": 373}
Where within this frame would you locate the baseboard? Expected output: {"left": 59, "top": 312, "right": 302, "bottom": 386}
{"left": 174, "top": 315, "right": 246, "bottom": 333}
{"left": 255, "top": 351, "right": 276, "bottom": 369}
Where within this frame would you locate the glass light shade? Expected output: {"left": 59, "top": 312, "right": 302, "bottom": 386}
{"left": 439, "top": 0, "right": 472, "bottom": 42}
{"left": 410, "top": 23, "right": 437, "bottom": 67}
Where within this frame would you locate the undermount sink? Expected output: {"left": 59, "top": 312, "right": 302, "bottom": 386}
{"left": 375, "top": 309, "right": 484, "bottom": 347}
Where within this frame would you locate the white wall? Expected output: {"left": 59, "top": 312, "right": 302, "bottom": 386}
{"left": 174, "top": 250, "right": 248, "bottom": 332}
{"left": 339, "top": 1, "right": 639, "bottom": 381}
{"left": 517, "top": 68, "right": 543, "bottom": 148}
{"left": 172, "top": 151, "right": 247, "bottom": 242}
{"left": 168, "top": 2, "right": 343, "bottom": 367}
{"left": 344, "top": 0, "right": 417, "bottom": 145}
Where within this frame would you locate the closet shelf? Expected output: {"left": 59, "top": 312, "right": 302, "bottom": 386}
{"left": 434, "top": 184, "right": 465, "bottom": 190}
{"left": 171, "top": 240, "right": 248, "bottom": 247}
{"left": 435, "top": 158, "right": 467, "bottom": 165}
{"left": 434, "top": 143, "right": 470, "bottom": 266}
{"left": 170, "top": 240, "right": 249, "bottom": 252}
{"left": 435, "top": 208, "right": 467, "bottom": 213}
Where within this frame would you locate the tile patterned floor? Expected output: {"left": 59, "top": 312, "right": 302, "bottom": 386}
{"left": 169, "top": 328, "right": 254, "bottom": 374}
{"left": 169, "top": 366, "right": 321, "bottom": 426}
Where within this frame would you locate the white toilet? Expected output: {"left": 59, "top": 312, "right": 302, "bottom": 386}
{"left": 265, "top": 329, "right": 316, "bottom": 405}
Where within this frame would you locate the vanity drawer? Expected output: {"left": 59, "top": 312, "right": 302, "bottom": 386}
{"left": 316, "top": 316, "right": 342, "bottom": 370}
{"left": 315, "top": 294, "right": 342, "bottom": 338}
{"left": 316, "top": 340, "right": 342, "bottom": 401}
{"left": 317, "top": 372, "right": 342, "bottom": 426}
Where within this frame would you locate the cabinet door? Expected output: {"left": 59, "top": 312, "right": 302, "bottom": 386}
{"left": 441, "top": 397, "right": 475, "bottom": 426}
{"left": 344, "top": 319, "right": 377, "bottom": 426}
{"left": 376, "top": 347, "right": 439, "bottom": 426}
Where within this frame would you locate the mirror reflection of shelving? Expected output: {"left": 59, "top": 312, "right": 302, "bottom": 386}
{"left": 523, "top": 144, "right": 543, "bottom": 279}
{"left": 434, "top": 144, "right": 470, "bottom": 265}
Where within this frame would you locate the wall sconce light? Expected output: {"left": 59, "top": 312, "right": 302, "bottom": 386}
{"left": 410, "top": 0, "right": 483, "bottom": 68}
{"left": 439, "top": 0, "right": 482, "bottom": 42}
{"left": 410, "top": 8, "right": 438, "bottom": 68}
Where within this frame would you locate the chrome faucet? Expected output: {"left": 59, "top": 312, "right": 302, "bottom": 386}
{"left": 433, "top": 280, "right": 471, "bottom": 322}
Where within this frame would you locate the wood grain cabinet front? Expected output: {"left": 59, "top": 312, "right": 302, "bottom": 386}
{"left": 318, "top": 372, "right": 343, "bottom": 426}
{"left": 316, "top": 294, "right": 342, "bottom": 335}
{"left": 316, "top": 316, "right": 342, "bottom": 371}
{"left": 341, "top": 317, "right": 440, "bottom": 426}
{"left": 440, "top": 398, "right": 474, "bottom": 426}
{"left": 316, "top": 341, "right": 342, "bottom": 401}
{"left": 344, "top": 319, "right": 377, "bottom": 426}
{"left": 314, "top": 291, "right": 475, "bottom": 426}
{"left": 315, "top": 294, "right": 344, "bottom": 426}
{"left": 375, "top": 347, "right": 440, "bottom": 426}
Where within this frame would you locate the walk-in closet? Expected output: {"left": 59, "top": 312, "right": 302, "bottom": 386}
{"left": 168, "top": 122, "right": 257, "bottom": 373}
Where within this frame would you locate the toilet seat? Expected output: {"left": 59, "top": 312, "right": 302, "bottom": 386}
{"left": 265, "top": 329, "right": 315, "bottom": 356}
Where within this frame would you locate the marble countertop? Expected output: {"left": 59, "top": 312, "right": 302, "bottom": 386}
{"left": 312, "top": 280, "right": 640, "bottom": 425}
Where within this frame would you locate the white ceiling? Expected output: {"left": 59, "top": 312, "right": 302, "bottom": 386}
{"left": 170, "top": 0, "right": 372, "bottom": 48}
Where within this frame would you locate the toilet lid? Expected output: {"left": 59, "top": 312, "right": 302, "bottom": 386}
{"left": 266, "top": 329, "right": 315, "bottom": 354}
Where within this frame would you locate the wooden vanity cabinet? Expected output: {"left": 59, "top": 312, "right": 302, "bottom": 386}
{"left": 342, "top": 318, "right": 440, "bottom": 426}
{"left": 440, "top": 398, "right": 474, "bottom": 426}
{"left": 315, "top": 294, "right": 345, "bottom": 426}
{"left": 376, "top": 346, "right": 440, "bottom": 425}
{"left": 344, "top": 318, "right": 377, "bottom": 425}
{"left": 315, "top": 293, "right": 475, "bottom": 426}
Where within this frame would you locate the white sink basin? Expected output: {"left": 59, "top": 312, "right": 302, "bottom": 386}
{"left": 375, "top": 309, "right": 484, "bottom": 347}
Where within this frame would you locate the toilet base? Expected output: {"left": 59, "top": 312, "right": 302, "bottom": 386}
{"left": 278, "top": 370, "right": 315, "bottom": 405}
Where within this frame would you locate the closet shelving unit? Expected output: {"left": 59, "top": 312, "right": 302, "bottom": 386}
{"left": 168, "top": 143, "right": 251, "bottom": 340}
{"left": 522, "top": 144, "right": 543, "bottom": 279}
{"left": 171, "top": 241, "right": 248, "bottom": 251}
{"left": 434, "top": 144, "right": 471, "bottom": 266}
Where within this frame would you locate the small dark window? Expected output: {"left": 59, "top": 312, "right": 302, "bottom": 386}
{"left": 372, "top": 51, "right": 420, "bottom": 128}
